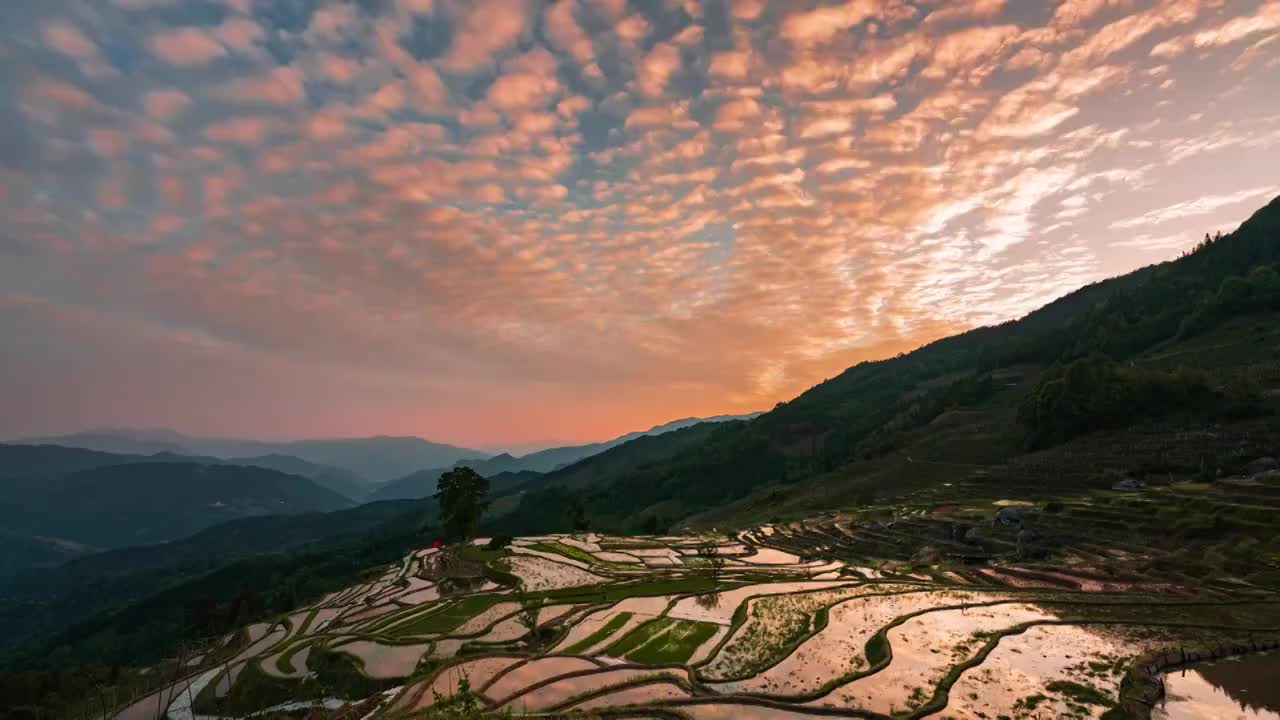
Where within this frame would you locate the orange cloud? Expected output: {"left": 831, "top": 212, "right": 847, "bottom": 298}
{"left": 440, "top": 0, "right": 528, "bottom": 72}
{"left": 781, "top": 0, "right": 878, "bottom": 45}
{"left": 636, "top": 42, "right": 681, "bottom": 97}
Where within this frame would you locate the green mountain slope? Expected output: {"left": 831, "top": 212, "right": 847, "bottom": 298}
{"left": 495, "top": 195, "right": 1280, "bottom": 533}
{"left": 485, "top": 419, "right": 747, "bottom": 532}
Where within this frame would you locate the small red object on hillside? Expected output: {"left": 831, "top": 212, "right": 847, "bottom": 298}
{"left": 432, "top": 540, "right": 442, "bottom": 548}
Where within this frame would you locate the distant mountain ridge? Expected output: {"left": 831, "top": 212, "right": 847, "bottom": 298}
{"left": 364, "top": 412, "right": 760, "bottom": 502}
{"left": 451, "top": 412, "right": 761, "bottom": 476}
{"left": 17, "top": 431, "right": 488, "bottom": 483}
{"left": 0, "top": 443, "right": 369, "bottom": 501}
{"left": 0, "top": 445, "right": 356, "bottom": 555}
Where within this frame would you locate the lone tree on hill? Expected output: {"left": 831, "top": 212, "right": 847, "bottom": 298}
{"left": 435, "top": 466, "right": 490, "bottom": 541}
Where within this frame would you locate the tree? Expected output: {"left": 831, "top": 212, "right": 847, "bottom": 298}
{"left": 434, "top": 467, "right": 490, "bottom": 541}
{"left": 697, "top": 536, "right": 725, "bottom": 578}
{"left": 567, "top": 495, "right": 590, "bottom": 531}
{"left": 514, "top": 590, "right": 545, "bottom": 645}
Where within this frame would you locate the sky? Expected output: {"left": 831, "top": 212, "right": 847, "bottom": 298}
{"left": 1, "top": 0, "right": 1278, "bottom": 448}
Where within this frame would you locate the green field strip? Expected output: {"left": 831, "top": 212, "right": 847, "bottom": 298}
{"left": 624, "top": 620, "right": 721, "bottom": 664}
{"left": 387, "top": 594, "right": 507, "bottom": 636}
{"left": 542, "top": 671, "right": 696, "bottom": 712}
{"left": 565, "top": 612, "right": 634, "bottom": 653}
{"left": 276, "top": 642, "right": 311, "bottom": 675}
{"left": 606, "top": 618, "right": 677, "bottom": 657}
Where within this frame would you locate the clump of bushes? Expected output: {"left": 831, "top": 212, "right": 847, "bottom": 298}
{"left": 1018, "top": 355, "right": 1220, "bottom": 448}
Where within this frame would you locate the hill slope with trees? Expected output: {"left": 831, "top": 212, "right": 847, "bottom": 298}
{"left": 488, "top": 195, "right": 1280, "bottom": 533}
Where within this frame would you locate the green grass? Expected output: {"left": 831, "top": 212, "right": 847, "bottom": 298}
{"left": 565, "top": 612, "right": 633, "bottom": 653}
{"left": 1047, "top": 680, "right": 1116, "bottom": 707}
{"left": 623, "top": 620, "right": 720, "bottom": 664}
{"left": 606, "top": 618, "right": 675, "bottom": 657}
{"left": 388, "top": 595, "right": 504, "bottom": 636}
{"left": 866, "top": 632, "right": 890, "bottom": 666}
{"left": 534, "top": 574, "right": 737, "bottom": 605}
{"left": 277, "top": 642, "right": 310, "bottom": 674}
{"left": 529, "top": 542, "right": 600, "bottom": 565}
{"left": 459, "top": 546, "right": 505, "bottom": 563}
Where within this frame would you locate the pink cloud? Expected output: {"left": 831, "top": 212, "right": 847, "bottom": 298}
{"left": 713, "top": 96, "right": 762, "bottom": 131}
{"left": 636, "top": 42, "right": 681, "bottom": 97}
{"left": 219, "top": 65, "right": 306, "bottom": 106}
{"left": 214, "top": 16, "right": 265, "bottom": 54}
{"left": 306, "top": 113, "right": 349, "bottom": 142}
{"left": 615, "top": 15, "right": 650, "bottom": 45}
{"left": 150, "top": 27, "right": 226, "bottom": 66}
{"left": 409, "top": 64, "right": 447, "bottom": 108}
{"left": 544, "top": 0, "right": 595, "bottom": 65}
{"left": 203, "top": 116, "right": 278, "bottom": 145}
{"left": 365, "top": 81, "right": 406, "bottom": 113}
{"left": 474, "top": 183, "right": 507, "bottom": 203}
{"left": 487, "top": 71, "right": 559, "bottom": 110}
{"left": 143, "top": 88, "right": 192, "bottom": 120}
{"left": 625, "top": 105, "right": 677, "bottom": 128}
{"left": 318, "top": 54, "right": 362, "bottom": 84}
{"left": 556, "top": 95, "right": 591, "bottom": 118}
{"left": 28, "top": 77, "right": 99, "bottom": 112}
{"left": 709, "top": 50, "right": 751, "bottom": 80}
{"left": 88, "top": 128, "right": 129, "bottom": 157}
{"left": 42, "top": 21, "right": 97, "bottom": 59}
{"left": 441, "top": 0, "right": 528, "bottom": 72}
{"left": 397, "top": 0, "right": 435, "bottom": 14}
{"left": 732, "top": 0, "right": 766, "bottom": 21}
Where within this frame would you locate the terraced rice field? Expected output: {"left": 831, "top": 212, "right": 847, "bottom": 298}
{"left": 121, "top": 523, "right": 1280, "bottom": 720}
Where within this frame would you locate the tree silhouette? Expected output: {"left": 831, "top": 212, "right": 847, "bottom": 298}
{"left": 434, "top": 467, "right": 490, "bottom": 541}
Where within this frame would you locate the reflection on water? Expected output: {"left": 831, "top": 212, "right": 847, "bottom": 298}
{"left": 1155, "top": 652, "right": 1280, "bottom": 720}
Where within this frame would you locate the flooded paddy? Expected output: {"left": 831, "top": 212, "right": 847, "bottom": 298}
{"left": 946, "top": 624, "right": 1134, "bottom": 719}
{"left": 335, "top": 640, "right": 429, "bottom": 678}
{"left": 128, "top": 524, "right": 1279, "bottom": 720}
{"left": 812, "top": 602, "right": 1055, "bottom": 713}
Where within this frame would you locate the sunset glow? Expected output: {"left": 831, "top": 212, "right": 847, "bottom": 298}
{"left": 2, "top": 0, "right": 1278, "bottom": 446}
